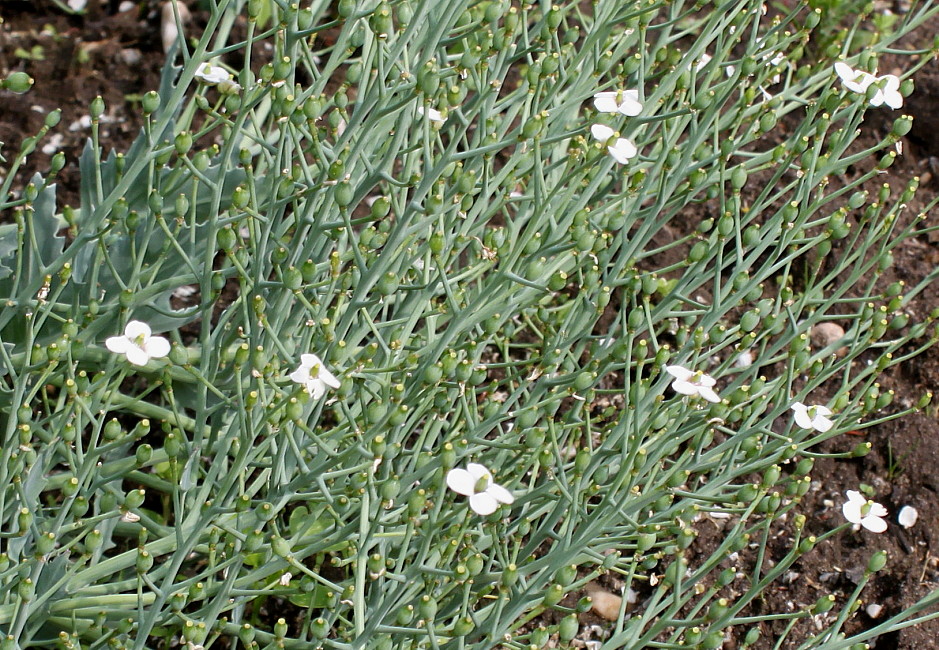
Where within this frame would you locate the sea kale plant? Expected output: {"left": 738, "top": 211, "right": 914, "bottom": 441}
{"left": 2, "top": 0, "right": 939, "bottom": 648}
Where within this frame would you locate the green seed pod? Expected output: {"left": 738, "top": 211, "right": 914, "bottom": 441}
{"left": 813, "top": 594, "right": 835, "bottom": 614}
{"left": 419, "top": 595, "right": 438, "bottom": 620}
{"left": 85, "top": 529, "right": 103, "bottom": 552}
{"left": 136, "top": 549, "right": 154, "bottom": 573}
{"left": 376, "top": 271, "right": 398, "bottom": 295}
{"left": 543, "top": 583, "right": 564, "bottom": 606}
{"left": 125, "top": 489, "right": 145, "bottom": 509}
{"left": 558, "top": 613, "right": 579, "bottom": 642}
{"left": 891, "top": 115, "right": 913, "bottom": 137}
{"left": 452, "top": 615, "right": 474, "bottom": 636}
{"left": 3, "top": 71, "right": 34, "bottom": 94}
{"left": 867, "top": 550, "right": 888, "bottom": 573}
{"left": 244, "top": 529, "right": 263, "bottom": 551}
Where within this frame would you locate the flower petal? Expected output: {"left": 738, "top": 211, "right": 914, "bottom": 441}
{"left": 861, "top": 515, "right": 887, "bottom": 533}
{"left": 617, "top": 90, "right": 642, "bottom": 116}
{"left": 833, "top": 61, "right": 855, "bottom": 83}
{"left": 846, "top": 490, "right": 865, "bottom": 505}
{"left": 608, "top": 138, "right": 638, "bottom": 164}
{"left": 124, "top": 345, "right": 150, "bottom": 366}
{"left": 812, "top": 415, "right": 833, "bottom": 433}
{"left": 868, "top": 502, "right": 888, "bottom": 518}
{"left": 466, "top": 463, "right": 491, "bottom": 481}
{"left": 698, "top": 387, "right": 721, "bottom": 403}
{"left": 590, "top": 123, "right": 614, "bottom": 141}
{"left": 671, "top": 378, "right": 698, "bottom": 396}
{"left": 665, "top": 365, "right": 693, "bottom": 381}
{"left": 486, "top": 483, "right": 514, "bottom": 505}
{"left": 307, "top": 379, "right": 326, "bottom": 400}
{"left": 144, "top": 336, "right": 170, "bottom": 359}
{"left": 125, "top": 320, "right": 151, "bottom": 339}
{"left": 289, "top": 367, "right": 310, "bottom": 384}
{"left": 318, "top": 366, "right": 341, "bottom": 389}
{"left": 469, "top": 492, "right": 498, "bottom": 515}
{"left": 299, "top": 353, "right": 320, "bottom": 369}
{"left": 842, "top": 499, "right": 862, "bottom": 524}
{"left": 447, "top": 468, "right": 476, "bottom": 496}
{"left": 793, "top": 408, "right": 814, "bottom": 430}
{"left": 106, "top": 336, "right": 132, "bottom": 354}
{"left": 592, "top": 92, "right": 620, "bottom": 113}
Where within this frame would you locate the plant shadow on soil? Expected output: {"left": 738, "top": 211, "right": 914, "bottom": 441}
{"left": 1, "top": 1, "right": 939, "bottom": 647}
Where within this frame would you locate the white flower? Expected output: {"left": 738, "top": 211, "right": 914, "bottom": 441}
{"left": 593, "top": 90, "right": 642, "bottom": 116}
{"left": 289, "top": 353, "right": 341, "bottom": 399}
{"left": 446, "top": 463, "right": 514, "bottom": 515}
{"left": 279, "top": 572, "right": 292, "bottom": 586}
{"left": 833, "top": 61, "right": 903, "bottom": 107}
{"left": 834, "top": 61, "right": 877, "bottom": 94}
{"left": 194, "top": 62, "right": 232, "bottom": 85}
{"left": 869, "top": 74, "right": 903, "bottom": 109}
{"left": 664, "top": 365, "right": 720, "bottom": 403}
{"left": 417, "top": 105, "right": 446, "bottom": 126}
{"left": 693, "top": 53, "right": 712, "bottom": 73}
{"left": 68, "top": 0, "right": 87, "bottom": 10}
{"left": 842, "top": 490, "right": 888, "bottom": 533}
{"left": 590, "top": 124, "right": 638, "bottom": 164}
{"left": 790, "top": 401, "right": 834, "bottom": 433}
{"left": 765, "top": 52, "right": 786, "bottom": 85}
{"left": 898, "top": 505, "right": 918, "bottom": 529}
{"left": 106, "top": 321, "right": 171, "bottom": 366}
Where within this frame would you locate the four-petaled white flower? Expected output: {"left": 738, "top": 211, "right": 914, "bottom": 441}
{"left": 790, "top": 401, "right": 834, "bottom": 433}
{"left": 842, "top": 490, "right": 888, "bottom": 533}
{"left": 194, "top": 62, "right": 232, "bottom": 85}
{"left": 590, "top": 124, "right": 638, "bottom": 164}
{"left": 868, "top": 74, "right": 903, "bottom": 109}
{"left": 664, "top": 365, "right": 720, "bottom": 403}
{"left": 834, "top": 62, "right": 903, "bottom": 109}
{"left": 593, "top": 90, "right": 642, "bottom": 116}
{"left": 289, "top": 353, "right": 341, "bottom": 399}
{"left": 106, "top": 320, "right": 171, "bottom": 366}
{"left": 417, "top": 105, "right": 446, "bottom": 126}
{"left": 446, "top": 463, "right": 514, "bottom": 515}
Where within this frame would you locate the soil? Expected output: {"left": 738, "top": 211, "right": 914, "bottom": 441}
{"left": 2, "top": 1, "right": 939, "bottom": 649}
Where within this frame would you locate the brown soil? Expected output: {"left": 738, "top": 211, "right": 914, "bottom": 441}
{"left": 2, "top": 1, "right": 939, "bottom": 648}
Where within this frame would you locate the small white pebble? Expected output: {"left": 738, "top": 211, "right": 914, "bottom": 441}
{"left": 898, "top": 505, "right": 918, "bottom": 529}
{"left": 866, "top": 603, "right": 883, "bottom": 619}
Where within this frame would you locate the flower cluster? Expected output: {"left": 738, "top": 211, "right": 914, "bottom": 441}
{"left": 589, "top": 89, "right": 642, "bottom": 164}
{"left": 834, "top": 62, "right": 903, "bottom": 109}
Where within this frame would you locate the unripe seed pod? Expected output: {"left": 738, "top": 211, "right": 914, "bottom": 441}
{"left": 419, "top": 595, "right": 437, "bottom": 620}
{"left": 543, "top": 583, "right": 564, "bottom": 606}
{"left": 867, "top": 550, "right": 888, "bottom": 573}
{"left": 3, "top": 71, "right": 34, "bottom": 94}
{"left": 559, "top": 614, "right": 579, "bottom": 642}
